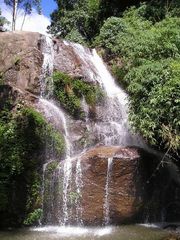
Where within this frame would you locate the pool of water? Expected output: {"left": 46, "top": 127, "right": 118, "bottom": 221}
{"left": 0, "top": 225, "right": 173, "bottom": 240}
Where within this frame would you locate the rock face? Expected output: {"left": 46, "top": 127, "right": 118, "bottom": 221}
{"left": 53, "top": 39, "right": 83, "bottom": 79}
{"left": 53, "top": 39, "right": 98, "bottom": 83}
{"left": 0, "top": 31, "right": 43, "bottom": 95}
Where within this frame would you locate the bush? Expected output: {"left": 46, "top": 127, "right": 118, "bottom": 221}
{"left": 53, "top": 71, "right": 104, "bottom": 119}
{"left": 125, "top": 60, "right": 180, "bottom": 150}
{"left": 24, "top": 208, "right": 43, "bottom": 226}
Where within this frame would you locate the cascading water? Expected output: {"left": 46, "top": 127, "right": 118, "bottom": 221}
{"left": 91, "top": 49, "right": 129, "bottom": 146}
{"left": 62, "top": 42, "right": 145, "bottom": 224}
{"left": 38, "top": 100, "right": 73, "bottom": 225}
{"left": 38, "top": 38, "right": 145, "bottom": 226}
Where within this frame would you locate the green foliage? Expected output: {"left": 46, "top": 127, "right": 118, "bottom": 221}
{"left": 49, "top": 0, "right": 101, "bottom": 43}
{"left": 49, "top": 0, "right": 180, "bottom": 44}
{"left": 126, "top": 60, "right": 180, "bottom": 149}
{"left": 65, "top": 28, "right": 86, "bottom": 45}
{"left": 46, "top": 161, "right": 59, "bottom": 173}
{"left": 0, "top": 8, "right": 8, "bottom": 27}
{"left": 24, "top": 208, "right": 43, "bottom": 225}
{"left": 141, "top": 0, "right": 180, "bottom": 22}
{"left": 96, "top": 5, "right": 180, "bottom": 155}
{"left": 69, "top": 191, "right": 80, "bottom": 205}
{"left": 53, "top": 71, "right": 104, "bottom": 118}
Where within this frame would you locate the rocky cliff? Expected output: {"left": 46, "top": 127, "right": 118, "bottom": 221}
{"left": 0, "top": 32, "right": 43, "bottom": 94}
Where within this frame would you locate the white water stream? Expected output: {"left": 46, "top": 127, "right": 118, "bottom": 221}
{"left": 40, "top": 36, "right": 54, "bottom": 98}
{"left": 104, "top": 158, "right": 113, "bottom": 225}
{"left": 38, "top": 36, "right": 74, "bottom": 225}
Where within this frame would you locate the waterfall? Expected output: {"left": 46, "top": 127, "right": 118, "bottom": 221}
{"left": 38, "top": 38, "right": 145, "bottom": 226}
{"left": 37, "top": 98, "right": 71, "bottom": 160}
{"left": 104, "top": 158, "right": 113, "bottom": 225}
{"left": 62, "top": 156, "right": 72, "bottom": 225}
{"left": 59, "top": 42, "right": 145, "bottom": 225}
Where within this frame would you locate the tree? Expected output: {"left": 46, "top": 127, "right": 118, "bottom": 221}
{"left": 20, "top": 0, "right": 41, "bottom": 30}
{"left": 0, "top": 8, "right": 8, "bottom": 28}
{"left": 49, "top": 0, "right": 101, "bottom": 43}
{"left": 3, "top": 0, "right": 41, "bottom": 31}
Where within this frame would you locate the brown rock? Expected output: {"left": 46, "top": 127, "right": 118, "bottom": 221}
{"left": 0, "top": 31, "right": 43, "bottom": 95}
{"left": 53, "top": 39, "right": 98, "bottom": 83}
{"left": 43, "top": 146, "right": 144, "bottom": 225}
{"left": 79, "top": 146, "right": 142, "bottom": 225}
{"left": 53, "top": 39, "right": 83, "bottom": 79}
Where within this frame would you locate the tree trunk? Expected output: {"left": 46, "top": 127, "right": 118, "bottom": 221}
{"left": 21, "top": 11, "right": 27, "bottom": 30}
{"left": 12, "top": 0, "right": 18, "bottom": 31}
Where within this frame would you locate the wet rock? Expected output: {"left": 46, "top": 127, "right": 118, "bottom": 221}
{"left": 0, "top": 84, "right": 38, "bottom": 111}
{"left": 162, "top": 234, "right": 180, "bottom": 240}
{"left": 53, "top": 39, "right": 83, "bottom": 79}
{"left": 43, "top": 146, "right": 145, "bottom": 225}
{"left": 163, "top": 224, "right": 180, "bottom": 231}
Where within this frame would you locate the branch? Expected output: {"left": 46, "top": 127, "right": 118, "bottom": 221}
{"left": 146, "top": 147, "right": 171, "bottom": 184}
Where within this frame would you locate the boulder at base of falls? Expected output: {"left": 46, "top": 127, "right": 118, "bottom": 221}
{"left": 43, "top": 146, "right": 180, "bottom": 226}
{"left": 44, "top": 146, "right": 143, "bottom": 225}
{"left": 79, "top": 146, "right": 142, "bottom": 225}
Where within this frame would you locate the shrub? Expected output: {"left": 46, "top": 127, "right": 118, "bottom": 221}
{"left": 53, "top": 71, "right": 104, "bottom": 119}
{"left": 24, "top": 208, "right": 43, "bottom": 226}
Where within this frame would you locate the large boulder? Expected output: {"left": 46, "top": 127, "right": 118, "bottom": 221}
{"left": 80, "top": 146, "right": 143, "bottom": 225}
{"left": 43, "top": 146, "right": 145, "bottom": 225}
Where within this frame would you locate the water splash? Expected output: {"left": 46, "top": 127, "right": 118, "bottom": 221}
{"left": 104, "top": 158, "right": 113, "bottom": 225}
{"left": 31, "top": 226, "right": 113, "bottom": 237}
